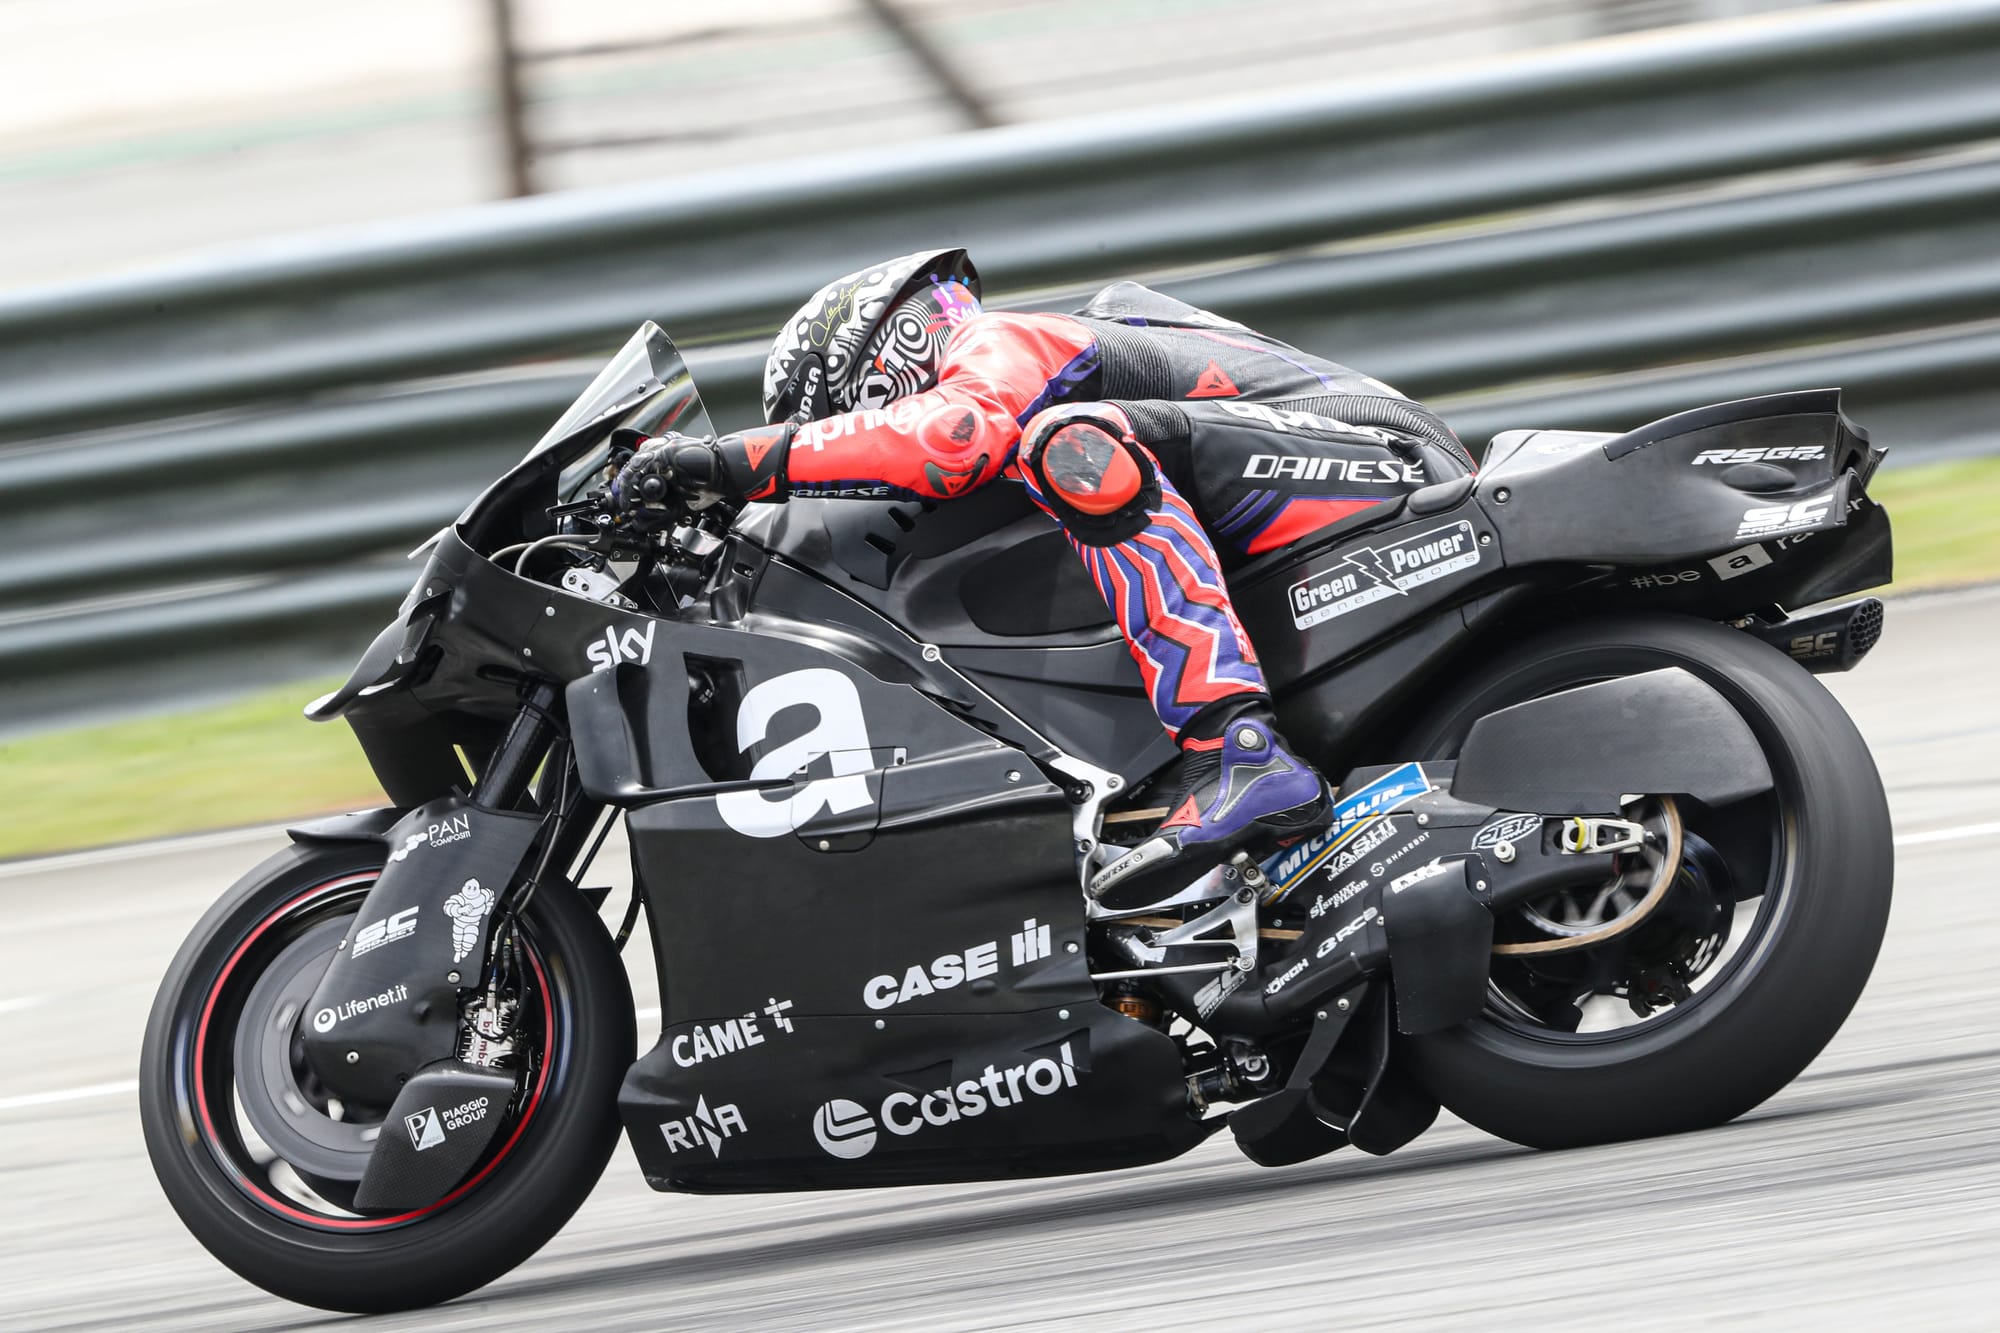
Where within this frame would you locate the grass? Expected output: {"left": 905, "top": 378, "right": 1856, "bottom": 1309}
{"left": 1866, "top": 455, "right": 2000, "bottom": 594}
{"left": 0, "top": 677, "right": 382, "bottom": 862}
{"left": 1, "top": 455, "right": 1994, "bottom": 862}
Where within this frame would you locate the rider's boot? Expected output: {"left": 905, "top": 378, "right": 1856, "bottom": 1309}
{"left": 1088, "top": 701, "right": 1331, "bottom": 899}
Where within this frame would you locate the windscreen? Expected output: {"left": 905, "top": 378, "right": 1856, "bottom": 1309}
{"left": 531, "top": 323, "right": 717, "bottom": 505}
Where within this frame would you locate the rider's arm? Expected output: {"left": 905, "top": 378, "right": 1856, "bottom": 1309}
{"left": 778, "top": 313, "right": 1098, "bottom": 501}
{"left": 659, "top": 313, "right": 1101, "bottom": 505}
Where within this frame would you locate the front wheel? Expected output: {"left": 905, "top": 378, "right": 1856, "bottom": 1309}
{"left": 140, "top": 841, "right": 634, "bottom": 1312}
{"left": 1396, "top": 614, "right": 1892, "bottom": 1149}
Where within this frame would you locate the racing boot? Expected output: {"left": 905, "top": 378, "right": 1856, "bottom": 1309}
{"left": 1089, "top": 704, "right": 1332, "bottom": 902}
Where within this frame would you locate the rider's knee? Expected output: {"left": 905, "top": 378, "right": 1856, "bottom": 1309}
{"left": 1020, "top": 404, "right": 1160, "bottom": 544}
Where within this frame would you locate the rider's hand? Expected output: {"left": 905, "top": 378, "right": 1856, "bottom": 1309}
{"left": 611, "top": 432, "right": 712, "bottom": 515}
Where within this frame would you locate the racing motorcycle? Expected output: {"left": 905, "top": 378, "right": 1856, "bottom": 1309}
{"left": 141, "top": 326, "right": 1895, "bottom": 1312}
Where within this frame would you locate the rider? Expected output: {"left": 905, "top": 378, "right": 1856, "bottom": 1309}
{"left": 614, "top": 248, "right": 1471, "bottom": 895}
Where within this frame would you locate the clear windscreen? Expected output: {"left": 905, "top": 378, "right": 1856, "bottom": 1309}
{"left": 531, "top": 324, "right": 715, "bottom": 506}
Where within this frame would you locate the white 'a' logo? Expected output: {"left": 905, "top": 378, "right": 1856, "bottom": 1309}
{"left": 715, "top": 668, "right": 876, "bottom": 838}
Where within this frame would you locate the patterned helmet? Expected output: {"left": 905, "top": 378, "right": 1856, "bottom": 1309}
{"left": 761, "top": 248, "right": 983, "bottom": 424}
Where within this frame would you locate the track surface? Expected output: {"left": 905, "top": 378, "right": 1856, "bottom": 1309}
{"left": 3, "top": 589, "right": 1997, "bottom": 1330}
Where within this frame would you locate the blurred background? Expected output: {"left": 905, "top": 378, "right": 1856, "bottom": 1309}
{"left": 4, "top": 5, "right": 2000, "bottom": 1329}
{"left": 8, "top": 0, "right": 1999, "bottom": 857}
{"left": 5, "top": 0, "right": 1820, "bottom": 284}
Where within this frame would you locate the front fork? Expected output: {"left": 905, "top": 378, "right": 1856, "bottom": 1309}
{"left": 297, "top": 682, "right": 604, "bottom": 1107}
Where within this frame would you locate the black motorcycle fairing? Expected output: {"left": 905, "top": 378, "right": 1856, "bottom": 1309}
{"left": 625, "top": 1009, "right": 1210, "bottom": 1192}
{"left": 735, "top": 490, "right": 1174, "bottom": 776}
{"left": 615, "top": 748, "right": 1211, "bottom": 1189}
{"left": 1379, "top": 856, "right": 1493, "bottom": 1035}
{"left": 1233, "top": 499, "right": 1502, "bottom": 689}
{"left": 944, "top": 638, "right": 1177, "bottom": 785}
{"left": 558, "top": 604, "right": 1031, "bottom": 814}
{"left": 286, "top": 806, "right": 405, "bottom": 847}
{"left": 1269, "top": 583, "right": 1544, "bottom": 765}
{"left": 1477, "top": 390, "right": 1879, "bottom": 570}
{"left": 299, "top": 798, "right": 542, "bottom": 1106}
{"left": 1452, "top": 667, "right": 1774, "bottom": 813}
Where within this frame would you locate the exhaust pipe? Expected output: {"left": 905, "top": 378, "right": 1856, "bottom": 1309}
{"left": 1740, "top": 597, "right": 1884, "bottom": 674}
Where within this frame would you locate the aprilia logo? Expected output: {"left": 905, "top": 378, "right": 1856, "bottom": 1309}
{"left": 660, "top": 1095, "right": 747, "bottom": 1157}
{"left": 715, "top": 668, "right": 877, "bottom": 838}
{"left": 809, "top": 1042, "right": 1082, "bottom": 1160}
{"left": 1708, "top": 544, "right": 1773, "bottom": 581}
{"left": 586, "top": 621, "right": 656, "bottom": 672}
{"left": 794, "top": 401, "right": 923, "bottom": 450}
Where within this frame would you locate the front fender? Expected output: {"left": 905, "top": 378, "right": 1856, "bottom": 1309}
{"left": 286, "top": 806, "right": 405, "bottom": 846}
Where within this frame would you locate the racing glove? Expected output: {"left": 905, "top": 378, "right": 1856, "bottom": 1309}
{"left": 611, "top": 424, "right": 793, "bottom": 512}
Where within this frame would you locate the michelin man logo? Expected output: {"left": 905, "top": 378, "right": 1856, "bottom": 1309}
{"left": 443, "top": 878, "right": 497, "bottom": 964}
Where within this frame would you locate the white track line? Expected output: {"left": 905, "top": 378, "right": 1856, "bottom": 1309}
{"left": 0, "top": 1080, "right": 138, "bottom": 1112}
{"left": 0, "top": 823, "right": 290, "bottom": 879}
{"left": 0, "top": 996, "right": 46, "bottom": 1015}
{"left": 1894, "top": 821, "right": 2000, "bottom": 848}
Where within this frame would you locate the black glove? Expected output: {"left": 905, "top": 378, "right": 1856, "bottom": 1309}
{"left": 611, "top": 432, "right": 733, "bottom": 514}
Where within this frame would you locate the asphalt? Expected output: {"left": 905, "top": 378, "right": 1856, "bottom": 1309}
{"left": 1, "top": 586, "right": 1997, "bottom": 1331}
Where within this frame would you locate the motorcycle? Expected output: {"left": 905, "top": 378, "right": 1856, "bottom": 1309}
{"left": 141, "top": 325, "right": 1895, "bottom": 1312}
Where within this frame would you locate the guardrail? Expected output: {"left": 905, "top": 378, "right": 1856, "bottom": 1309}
{"left": 3, "top": 0, "right": 1998, "bottom": 731}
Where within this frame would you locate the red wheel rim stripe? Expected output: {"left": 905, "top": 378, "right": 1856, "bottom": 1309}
{"left": 191, "top": 873, "right": 557, "bottom": 1231}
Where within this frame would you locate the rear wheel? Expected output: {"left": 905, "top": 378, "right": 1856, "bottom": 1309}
{"left": 141, "top": 841, "right": 633, "bottom": 1312}
{"left": 1396, "top": 614, "right": 1891, "bottom": 1149}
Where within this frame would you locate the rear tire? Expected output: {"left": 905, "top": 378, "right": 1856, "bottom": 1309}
{"left": 141, "top": 841, "right": 634, "bottom": 1312}
{"left": 1396, "top": 614, "right": 1891, "bottom": 1149}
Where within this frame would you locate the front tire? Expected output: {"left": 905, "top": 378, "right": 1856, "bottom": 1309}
{"left": 1397, "top": 614, "right": 1892, "bottom": 1149}
{"left": 141, "top": 841, "right": 634, "bottom": 1312}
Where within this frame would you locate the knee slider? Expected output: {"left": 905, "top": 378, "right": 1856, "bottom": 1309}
{"left": 1022, "top": 405, "right": 1157, "bottom": 539}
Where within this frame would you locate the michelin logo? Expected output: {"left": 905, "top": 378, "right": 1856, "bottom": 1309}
{"left": 1262, "top": 763, "right": 1429, "bottom": 902}
{"left": 1287, "top": 521, "right": 1482, "bottom": 630}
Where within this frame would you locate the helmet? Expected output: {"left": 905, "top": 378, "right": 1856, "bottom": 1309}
{"left": 761, "top": 248, "right": 982, "bottom": 424}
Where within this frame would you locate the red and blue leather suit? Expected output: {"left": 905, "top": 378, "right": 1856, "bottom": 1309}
{"left": 695, "top": 282, "right": 1465, "bottom": 742}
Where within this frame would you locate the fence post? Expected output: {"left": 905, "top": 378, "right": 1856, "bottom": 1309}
{"left": 855, "top": 0, "right": 1002, "bottom": 130}
{"left": 484, "top": 0, "right": 537, "bottom": 197}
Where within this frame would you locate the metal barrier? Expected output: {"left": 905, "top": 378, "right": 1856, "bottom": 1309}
{"left": 2, "top": 0, "right": 1998, "bottom": 731}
